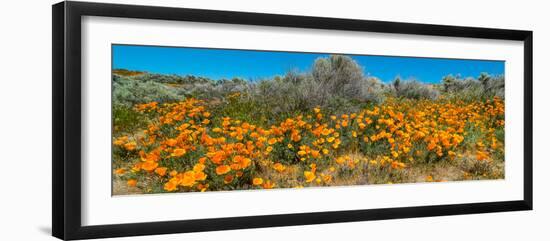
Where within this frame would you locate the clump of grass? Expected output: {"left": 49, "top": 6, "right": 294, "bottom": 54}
{"left": 112, "top": 104, "right": 148, "bottom": 134}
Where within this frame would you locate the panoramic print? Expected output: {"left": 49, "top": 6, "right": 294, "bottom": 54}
{"left": 111, "top": 45, "right": 505, "bottom": 195}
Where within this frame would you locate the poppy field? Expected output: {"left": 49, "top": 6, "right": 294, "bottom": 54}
{"left": 112, "top": 52, "right": 505, "bottom": 195}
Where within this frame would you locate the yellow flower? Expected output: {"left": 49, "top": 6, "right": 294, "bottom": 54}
{"left": 322, "top": 174, "right": 332, "bottom": 183}
{"left": 447, "top": 150, "right": 456, "bottom": 159}
{"left": 304, "top": 171, "right": 316, "bottom": 183}
{"left": 425, "top": 175, "right": 434, "bottom": 182}
{"left": 391, "top": 151, "right": 399, "bottom": 158}
{"left": 273, "top": 163, "right": 286, "bottom": 172}
{"left": 193, "top": 163, "right": 206, "bottom": 172}
{"left": 114, "top": 168, "right": 125, "bottom": 175}
{"left": 113, "top": 136, "right": 128, "bottom": 146}
{"left": 180, "top": 171, "right": 197, "bottom": 187}
{"left": 268, "top": 138, "right": 277, "bottom": 145}
{"left": 263, "top": 180, "right": 275, "bottom": 189}
{"left": 124, "top": 141, "right": 137, "bottom": 151}
{"left": 391, "top": 161, "right": 406, "bottom": 169}
{"left": 132, "top": 162, "right": 142, "bottom": 172}
{"left": 253, "top": 177, "right": 264, "bottom": 186}
{"left": 476, "top": 151, "right": 490, "bottom": 161}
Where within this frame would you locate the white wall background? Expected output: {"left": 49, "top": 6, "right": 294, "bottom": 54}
{"left": 0, "top": 0, "right": 547, "bottom": 240}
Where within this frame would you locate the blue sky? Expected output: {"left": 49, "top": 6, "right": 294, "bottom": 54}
{"left": 112, "top": 44, "right": 504, "bottom": 84}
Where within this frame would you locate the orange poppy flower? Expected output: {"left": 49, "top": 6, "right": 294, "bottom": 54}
{"left": 262, "top": 180, "right": 275, "bottom": 189}
{"left": 165, "top": 138, "right": 177, "bottom": 147}
{"left": 267, "top": 138, "right": 277, "bottom": 145}
{"left": 304, "top": 171, "right": 316, "bottom": 183}
{"left": 127, "top": 179, "right": 137, "bottom": 187}
{"left": 224, "top": 175, "right": 234, "bottom": 184}
{"left": 171, "top": 148, "right": 186, "bottom": 157}
{"left": 141, "top": 161, "right": 159, "bottom": 172}
{"left": 273, "top": 163, "right": 286, "bottom": 173}
{"left": 291, "top": 133, "right": 301, "bottom": 142}
{"left": 164, "top": 180, "right": 178, "bottom": 192}
{"left": 124, "top": 141, "right": 137, "bottom": 151}
{"left": 154, "top": 167, "right": 167, "bottom": 176}
{"left": 215, "top": 165, "right": 231, "bottom": 175}
{"left": 194, "top": 171, "right": 207, "bottom": 181}
{"left": 425, "top": 175, "right": 434, "bottom": 182}
{"left": 189, "top": 163, "right": 203, "bottom": 173}
{"left": 310, "top": 150, "right": 321, "bottom": 158}
{"left": 180, "top": 171, "right": 197, "bottom": 187}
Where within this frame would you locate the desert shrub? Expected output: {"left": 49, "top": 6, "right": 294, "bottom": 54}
{"left": 134, "top": 73, "right": 213, "bottom": 85}
{"left": 483, "top": 74, "right": 505, "bottom": 99}
{"left": 252, "top": 55, "right": 386, "bottom": 115}
{"left": 441, "top": 74, "right": 504, "bottom": 100}
{"left": 446, "top": 77, "right": 485, "bottom": 100}
{"left": 310, "top": 55, "right": 383, "bottom": 104}
{"left": 176, "top": 77, "right": 252, "bottom": 100}
{"left": 244, "top": 57, "right": 386, "bottom": 117}
{"left": 252, "top": 75, "right": 310, "bottom": 114}
{"left": 391, "top": 79, "right": 440, "bottom": 100}
{"left": 113, "top": 75, "right": 184, "bottom": 106}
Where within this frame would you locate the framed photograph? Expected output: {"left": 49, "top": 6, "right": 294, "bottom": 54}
{"left": 52, "top": 1, "right": 533, "bottom": 240}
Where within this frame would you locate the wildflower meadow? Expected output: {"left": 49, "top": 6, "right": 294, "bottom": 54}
{"left": 111, "top": 53, "right": 505, "bottom": 195}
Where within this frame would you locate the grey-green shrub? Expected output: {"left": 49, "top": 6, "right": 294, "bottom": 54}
{"left": 112, "top": 75, "right": 184, "bottom": 106}
{"left": 391, "top": 79, "right": 440, "bottom": 100}
{"left": 440, "top": 74, "right": 504, "bottom": 100}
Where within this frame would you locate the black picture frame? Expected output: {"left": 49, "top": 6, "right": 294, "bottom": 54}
{"left": 52, "top": 1, "right": 533, "bottom": 240}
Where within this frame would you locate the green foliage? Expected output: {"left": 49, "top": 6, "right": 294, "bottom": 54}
{"left": 112, "top": 104, "right": 147, "bottom": 133}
